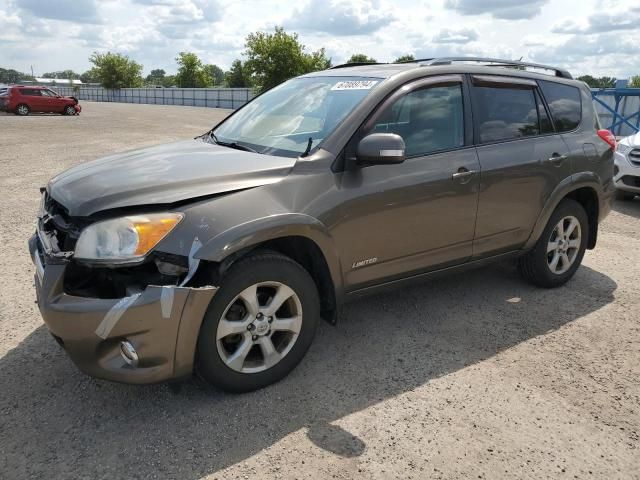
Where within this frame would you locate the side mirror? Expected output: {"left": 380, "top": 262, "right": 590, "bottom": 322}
{"left": 356, "top": 133, "right": 406, "bottom": 165}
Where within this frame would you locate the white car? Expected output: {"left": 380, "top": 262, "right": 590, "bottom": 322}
{"left": 614, "top": 132, "right": 640, "bottom": 200}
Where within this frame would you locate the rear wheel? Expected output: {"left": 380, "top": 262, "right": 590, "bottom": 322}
{"left": 15, "top": 104, "right": 29, "bottom": 116}
{"left": 63, "top": 105, "right": 76, "bottom": 116}
{"left": 518, "top": 199, "right": 588, "bottom": 288}
{"left": 197, "top": 252, "right": 320, "bottom": 392}
{"left": 615, "top": 190, "right": 635, "bottom": 201}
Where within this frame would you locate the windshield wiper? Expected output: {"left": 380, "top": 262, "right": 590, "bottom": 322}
{"left": 208, "top": 131, "right": 258, "bottom": 153}
{"left": 300, "top": 137, "right": 314, "bottom": 158}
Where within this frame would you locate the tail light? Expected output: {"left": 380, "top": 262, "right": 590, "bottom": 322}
{"left": 597, "top": 129, "right": 616, "bottom": 150}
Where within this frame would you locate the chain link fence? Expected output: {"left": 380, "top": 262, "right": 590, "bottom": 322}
{"left": 53, "top": 86, "right": 254, "bottom": 109}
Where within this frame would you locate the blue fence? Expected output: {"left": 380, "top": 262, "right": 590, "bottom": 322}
{"left": 53, "top": 86, "right": 254, "bottom": 110}
{"left": 591, "top": 87, "right": 640, "bottom": 137}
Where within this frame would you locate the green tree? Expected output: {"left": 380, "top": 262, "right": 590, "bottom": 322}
{"left": 162, "top": 74, "right": 177, "bottom": 87}
{"left": 88, "top": 52, "right": 143, "bottom": 88}
{"left": 204, "top": 64, "right": 225, "bottom": 86}
{"left": 243, "top": 26, "right": 331, "bottom": 93}
{"left": 347, "top": 53, "right": 377, "bottom": 64}
{"left": 0, "top": 67, "right": 29, "bottom": 84}
{"left": 145, "top": 68, "right": 166, "bottom": 85}
{"left": 394, "top": 54, "right": 416, "bottom": 63}
{"left": 224, "top": 59, "right": 252, "bottom": 88}
{"left": 629, "top": 75, "right": 640, "bottom": 88}
{"left": 577, "top": 75, "right": 616, "bottom": 88}
{"left": 79, "top": 69, "right": 99, "bottom": 84}
{"left": 42, "top": 69, "right": 80, "bottom": 80}
{"left": 175, "top": 52, "right": 212, "bottom": 88}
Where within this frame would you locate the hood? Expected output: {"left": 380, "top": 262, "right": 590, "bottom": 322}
{"left": 48, "top": 139, "right": 296, "bottom": 216}
{"left": 620, "top": 132, "right": 640, "bottom": 147}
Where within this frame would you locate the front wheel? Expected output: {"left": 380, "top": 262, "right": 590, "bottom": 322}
{"left": 197, "top": 252, "right": 320, "bottom": 392}
{"left": 518, "top": 198, "right": 588, "bottom": 288}
{"left": 63, "top": 105, "right": 76, "bottom": 116}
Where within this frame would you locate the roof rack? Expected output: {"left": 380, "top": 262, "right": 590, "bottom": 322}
{"left": 416, "top": 57, "right": 572, "bottom": 79}
{"left": 329, "top": 62, "right": 385, "bottom": 69}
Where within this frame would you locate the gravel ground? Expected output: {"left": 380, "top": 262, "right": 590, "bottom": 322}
{"left": 1, "top": 102, "right": 639, "bottom": 480}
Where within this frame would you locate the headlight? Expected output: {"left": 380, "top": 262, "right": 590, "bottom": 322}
{"left": 616, "top": 143, "right": 632, "bottom": 155}
{"left": 74, "top": 212, "right": 183, "bottom": 262}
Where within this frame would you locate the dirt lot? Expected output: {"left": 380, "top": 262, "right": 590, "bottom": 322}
{"left": 1, "top": 102, "right": 639, "bottom": 480}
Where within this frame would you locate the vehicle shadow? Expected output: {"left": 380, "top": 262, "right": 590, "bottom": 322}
{"left": 0, "top": 264, "right": 616, "bottom": 479}
{"left": 613, "top": 196, "right": 640, "bottom": 219}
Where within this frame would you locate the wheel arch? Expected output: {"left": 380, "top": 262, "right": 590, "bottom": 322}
{"left": 194, "top": 214, "right": 344, "bottom": 323}
{"left": 524, "top": 175, "right": 603, "bottom": 251}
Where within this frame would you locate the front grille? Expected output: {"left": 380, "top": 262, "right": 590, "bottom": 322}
{"left": 629, "top": 148, "right": 640, "bottom": 167}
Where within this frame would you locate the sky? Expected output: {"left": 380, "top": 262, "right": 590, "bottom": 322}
{"left": 0, "top": 0, "right": 638, "bottom": 79}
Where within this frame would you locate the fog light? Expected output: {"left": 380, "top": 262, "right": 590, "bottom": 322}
{"left": 120, "top": 340, "right": 139, "bottom": 367}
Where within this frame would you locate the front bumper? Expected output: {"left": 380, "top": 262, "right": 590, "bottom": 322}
{"left": 614, "top": 150, "right": 640, "bottom": 194}
{"left": 29, "top": 234, "right": 216, "bottom": 384}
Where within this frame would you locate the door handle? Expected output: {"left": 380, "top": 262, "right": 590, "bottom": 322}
{"left": 545, "top": 153, "right": 568, "bottom": 166}
{"left": 451, "top": 167, "right": 477, "bottom": 183}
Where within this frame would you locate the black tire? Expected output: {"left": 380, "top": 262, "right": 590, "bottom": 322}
{"left": 63, "top": 105, "right": 76, "bottom": 116}
{"left": 615, "top": 190, "right": 635, "bottom": 201}
{"left": 518, "top": 198, "right": 588, "bottom": 288}
{"left": 15, "top": 104, "right": 29, "bottom": 116}
{"left": 197, "top": 252, "right": 320, "bottom": 393}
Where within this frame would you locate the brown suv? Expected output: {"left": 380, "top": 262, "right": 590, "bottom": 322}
{"left": 29, "top": 58, "right": 615, "bottom": 392}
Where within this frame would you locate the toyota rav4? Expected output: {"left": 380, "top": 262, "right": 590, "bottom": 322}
{"left": 29, "top": 58, "right": 615, "bottom": 392}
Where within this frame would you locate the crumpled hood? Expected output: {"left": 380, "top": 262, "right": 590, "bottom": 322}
{"left": 48, "top": 139, "right": 296, "bottom": 216}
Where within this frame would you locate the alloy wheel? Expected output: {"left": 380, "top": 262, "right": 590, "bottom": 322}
{"left": 216, "top": 281, "right": 303, "bottom": 374}
{"left": 547, "top": 215, "right": 581, "bottom": 275}
{"left": 17, "top": 105, "right": 28, "bottom": 115}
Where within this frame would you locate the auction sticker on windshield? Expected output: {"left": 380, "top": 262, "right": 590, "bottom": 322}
{"left": 331, "top": 80, "right": 379, "bottom": 91}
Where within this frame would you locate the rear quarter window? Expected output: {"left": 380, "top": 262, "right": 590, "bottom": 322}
{"left": 538, "top": 80, "right": 582, "bottom": 132}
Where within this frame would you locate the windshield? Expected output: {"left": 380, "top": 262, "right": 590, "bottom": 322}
{"left": 212, "top": 76, "right": 382, "bottom": 157}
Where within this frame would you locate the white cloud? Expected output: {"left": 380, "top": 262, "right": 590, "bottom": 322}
{"left": 0, "top": 0, "right": 638, "bottom": 79}
{"left": 284, "top": 0, "right": 395, "bottom": 36}
{"left": 432, "top": 28, "right": 479, "bottom": 44}
{"left": 444, "top": 0, "right": 549, "bottom": 20}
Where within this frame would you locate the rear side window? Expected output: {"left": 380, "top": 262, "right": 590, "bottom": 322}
{"left": 371, "top": 84, "right": 465, "bottom": 157}
{"left": 19, "top": 88, "right": 41, "bottom": 96}
{"left": 474, "top": 87, "right": 539, "bottom": 143}
{"left": 538, "top": 80, "right": 582, "bottom": 132}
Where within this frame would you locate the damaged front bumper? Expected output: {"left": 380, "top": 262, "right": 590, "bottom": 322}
{"left": 28, "top": 234, "right": 217, "bottom": 384}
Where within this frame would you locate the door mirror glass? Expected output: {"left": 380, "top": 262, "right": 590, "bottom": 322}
{"left": 356, "top": 133, "right": 406, "bottom": 165}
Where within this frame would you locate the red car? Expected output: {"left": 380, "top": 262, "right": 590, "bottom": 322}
{"left": 0, "top": 85, "right": 81, "bottom": 116}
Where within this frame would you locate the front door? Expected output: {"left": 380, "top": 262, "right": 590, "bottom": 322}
{"left": 331, "top": 77, "right": 481, "bottom": 290}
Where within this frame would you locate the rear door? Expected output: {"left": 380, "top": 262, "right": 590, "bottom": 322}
{"left": 470, "top": 75, "right": 571, "bottom": 257}
{"left": 20, "top": 88, "right": 46, "bottom": 112}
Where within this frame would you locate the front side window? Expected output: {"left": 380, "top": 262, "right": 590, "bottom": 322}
{"left": 539, "top": 80, "right": 582, "bottom": 132}
{"left": 370, "top": 84, "right": 464, "bottom": 157}
{"left": 213, "top": 76, "right": 382, "bottom": 157}
{"left": 474, "top": 86, "right": 539, "bottom": 143}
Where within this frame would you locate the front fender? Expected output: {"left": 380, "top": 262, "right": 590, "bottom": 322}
{"left": 523, "top": 172, "right": 606, "bottom": 250}
{"left": 194, "top": 213, "right": 345, "bottom": 296}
